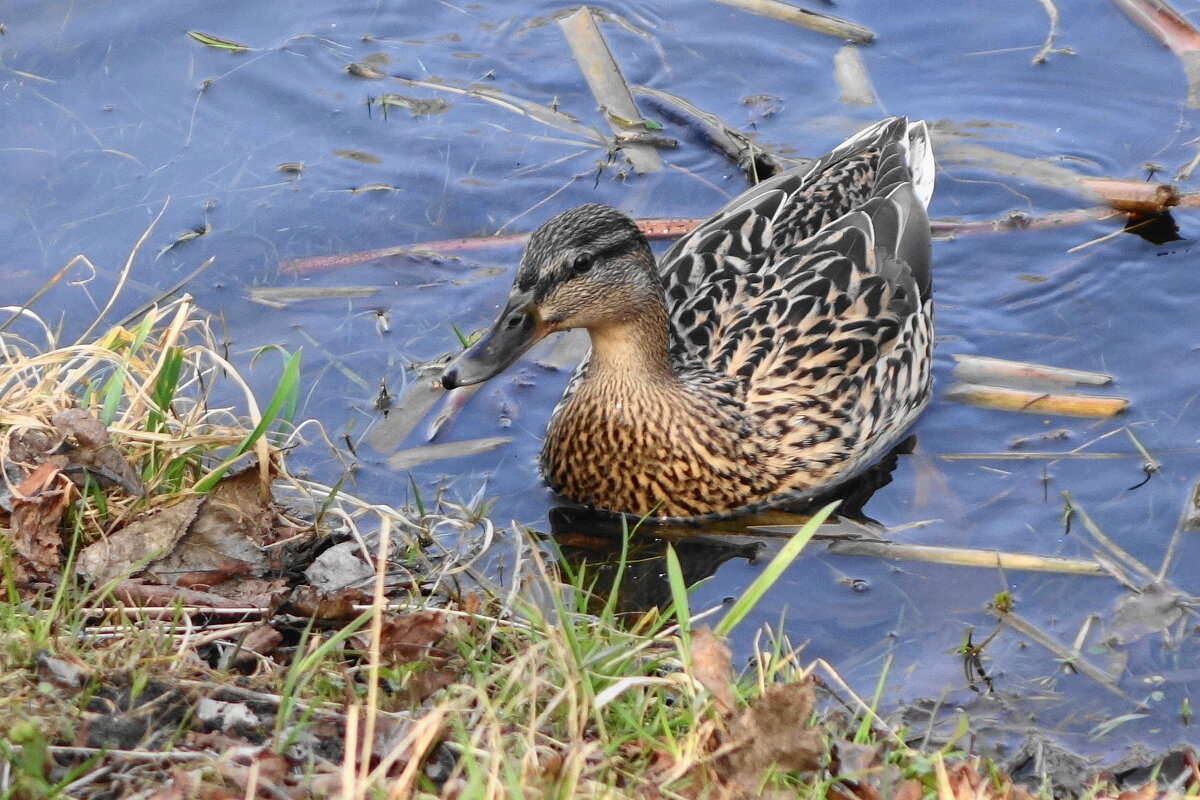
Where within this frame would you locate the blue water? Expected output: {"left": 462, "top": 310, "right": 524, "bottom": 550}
{"left": 3, "top": 0, "right": 1199, "bottom": 762}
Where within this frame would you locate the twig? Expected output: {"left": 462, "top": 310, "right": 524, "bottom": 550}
{"left": 1031, "top": 0, "right": 1073, "bottom": 64}
{"left": 930, "top": 207, "right": 1122, "bottom": 239}
{"left": 276, "top": 218, "right": 699, "bottom": 275}
{"left": 945, "top": 383, "right": 1129, "bottom": 418}
{"left": 936, "top": 452, "right": 1129, "bottom": 461}
{"left": 633, "top": 86, "right": 793, "bottom": 180}
{"left": 392, "top": 76, "right": 605, "bottom": 144}
{"left": 990, "top": 608, "right": 1125, "bottom": 697}
{"left": 1112, "top": 0, "right": 1200, "bottom": 106}
{"left": 281, "top": 185, "right": 1194, "bottom": 277}
{"left": 822, "top": 539, "right": 1107, "bottom": 575}
{"left": 708, "top": 0, "right": 874, "bottom": 44}
{"left": 1077, "top": 177, "right": 1179, "bottom": 213}
{"left": 557, "top": 7, "right": 662, "bottom": 173}
{"left": 1071, "top": 499, "right": 1158, "bottom": 583}
{"left": 952, "top": 354, "right": 1113, "bottom": 389}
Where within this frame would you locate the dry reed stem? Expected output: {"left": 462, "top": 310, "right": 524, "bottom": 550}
{"left": 557, "top": 7, "right": 662, "bottom": 173}
{"left": 945, "top": 382, "right": 1128, "bottom": 418}
{"left": 709, "top": 0, "right": 874, "bottom": 43}
{"left": 952, "top": 354, "right": 1113, "bottom": 389}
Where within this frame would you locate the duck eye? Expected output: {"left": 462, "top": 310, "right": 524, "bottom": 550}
{"left": 570, "top": 252, "right": 593, "bottom": 274}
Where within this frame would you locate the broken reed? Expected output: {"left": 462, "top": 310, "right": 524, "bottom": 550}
{"left": 0, "top": 296, "right": 301, "bottom": 539}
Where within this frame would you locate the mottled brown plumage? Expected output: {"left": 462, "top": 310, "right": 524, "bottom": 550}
{"left": 443, "top": 117, "right": 936, "bottom": 523}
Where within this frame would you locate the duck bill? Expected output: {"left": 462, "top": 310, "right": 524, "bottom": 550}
{"left": 442, "top": 298, "right": 547, "bottom": 389}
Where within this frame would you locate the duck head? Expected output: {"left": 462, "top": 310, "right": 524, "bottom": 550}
{"left": 442, "top": 204, "right": 660, "bottom": 389}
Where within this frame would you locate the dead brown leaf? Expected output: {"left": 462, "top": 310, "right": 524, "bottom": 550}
{"left": 720, "top": 679, "right": 824, "bottom": 789}
{"left": 216, "top": 746, "right": 291, "bottom": 791}
{"left": 77, "top": 496, "right": 203, "bottom": 583}
{"left": 147, "top": 467, "right": 272, "bottom": 586}
{"left": 234, "top": 623, "right": 284, "bottom": 663}
{"left": 835, "top": 741, "right": 882, "bottom": 776}
{"left": 689, "top": 627, "right": 736, "bottom": 714}
{"left": 394, "top": 660, "right": 462, "bottom": 705}
{"left": 285, "top": 585, "right": 372, "bottom": 620}
{"left": 51, "top": 408, "right": 145, "bottom": 495}
{"left": 375, "top": 610, "right": 449, "bottom": 661}
{"left": 34, "top": 649, "right": 88, "bottom": 690}
{"left": 5, "top": 428, "right": 54, "bottom": 465}
{"left": 10, "top": 461, "right": 71, "bottom": 576}
{"left": 1115, "top": 783, "right": 1158, "bottom": 800}
{"left": 143, "top": 768, "right": 195, "bottom": 800}
{"left": 890, "top": 779, "right": 926, "bottom": 800}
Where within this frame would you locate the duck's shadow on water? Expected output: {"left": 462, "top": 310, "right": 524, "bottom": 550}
{"left": 543, "top": 435, "right": 916, "bottom": 616}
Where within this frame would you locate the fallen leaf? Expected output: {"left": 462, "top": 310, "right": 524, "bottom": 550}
{"left": 720, "top": 679, "right": 824, "bottom": 789}
{"left": 214, "top": 746, "right": 290, "bottom": 792}
{"left": 76, "top": 497, "right": 203, "bottom": 583}
{"left": 395, "top": 661, "right": 462, "bottom": 705}
{"left": 10, "top": 461, "right": 70, "bottom": 575}
{"left": 1115, "top": 783, "right": 1158, "bottom": 800}
{"left": 890, "top": 779, "right": 926, "bottom": 800}
{"left": 346, "top": 61, "right": 386, "bottom": 79}
{"left": 233, "top": 624, "right": 283, "bottom": 663}
{"left": 835, "top": 741, "right": 881, "bottom": 776}
{"left": 143, "top": 768, "right": 194, "bottom": 800}
{"left": 689, "top": 627, "right": 736, "bottom": 714}
{"left": 334, "top": 149, "right": 381, "bottom": 164}
{"left": 285, "top": 585, "right": 372, "bottom": 620}
{"left": 304, "top": 540, "right": 376, "bottom": 592}
{"left": 4, "top": 428, "right": 54, "bottom": 466}
{"left": 375, "top": 610, "right": 449, "bottom": 661}
{"left": 186, "top": 30, "right": 250, "bottom": 53}
{"left": 51, "top": 408, "right": 145, "bottom": 495}
{"left": 1109, "top": 582, "right": 1185, "bottom": 644}
{"left": 146, "top": 468, "right": 272, "bottom": 586}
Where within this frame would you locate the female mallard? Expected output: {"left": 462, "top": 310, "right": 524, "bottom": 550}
{"left": 443, "top": 117, "right": 935, "bottom": 523}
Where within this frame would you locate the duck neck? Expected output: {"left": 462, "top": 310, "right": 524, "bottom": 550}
{"left": 583, "top": 297, "right": 677, "bottom": 383}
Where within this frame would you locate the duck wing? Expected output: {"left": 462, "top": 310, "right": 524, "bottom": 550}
{"left": 656, "top": 118, "right": 935, "bottom": 503}
{"left": 659, "top": 117, "right": 934, "bottom": 386}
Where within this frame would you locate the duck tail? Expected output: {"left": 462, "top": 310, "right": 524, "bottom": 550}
{"left": 901, "top": 119, "right": 935, "bottom": 210}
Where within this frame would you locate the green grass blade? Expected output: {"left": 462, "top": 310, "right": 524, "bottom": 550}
{"left": 98, "top": 366, "right": 125, "bottom": 425}
{"left": 193, "top": 348, "right": 301, "bottom": 493}
{"left": 665, "top": 544, "right": 691, "bottom": 635}
{"left": 713, "top": 501, "right": 837, "bottom": 637}
{"left": 148, "top": 346, "right": 185, "bottom": 432}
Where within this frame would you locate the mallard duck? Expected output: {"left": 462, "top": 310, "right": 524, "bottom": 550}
{"left": 443, "top": 117, "right": 935, "bottom": 523}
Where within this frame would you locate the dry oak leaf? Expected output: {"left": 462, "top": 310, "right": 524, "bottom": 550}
{"left": 689, "top": 626, "right": 736, "bottom": 714}
{"left": 10, "top": 461, "right": 72, "bottom": 575}
{"left": 374, "top": 610, "right": 450, "bottom": 662}
{"left": 720, "top": 679, "right": 825, "bottom": 788}
{"left": 50, "top": 408, "right": 145, "bottom": 496}
{"left": 76, "top": 496, "right": 203, "bottom": 583}
{"left": 146, "top": 466, "right": 272, "bottom": 586}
